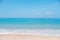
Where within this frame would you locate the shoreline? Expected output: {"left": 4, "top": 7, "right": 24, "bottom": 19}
{"left": 0, "top": 29, "right": 60, "bottom": 36}
{"left": 0, "top": 34, "right": 60, "bottom": 36}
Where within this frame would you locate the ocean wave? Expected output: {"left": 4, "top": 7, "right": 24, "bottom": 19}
{"left": 0, "top": 29, "right": 60, "bottom": 36}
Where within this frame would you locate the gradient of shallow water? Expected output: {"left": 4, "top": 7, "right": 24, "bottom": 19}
{"left": 0, "top": 18, "right": 60, "bottom": 35}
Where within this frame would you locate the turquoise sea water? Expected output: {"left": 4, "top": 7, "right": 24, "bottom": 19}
{"left": 0, "top": 18, "right": 60, "bottom": 29}
{"left": 0, "top": 18, "right": 60, "bottom": 35}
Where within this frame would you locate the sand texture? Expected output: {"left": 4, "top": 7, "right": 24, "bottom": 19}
{"left": 0, "top": 34, "right": 60, "bottom": 40}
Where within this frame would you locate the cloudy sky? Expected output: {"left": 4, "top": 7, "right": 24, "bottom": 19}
{"left": 0, "top": 0, "right": 60, "bottom": 18}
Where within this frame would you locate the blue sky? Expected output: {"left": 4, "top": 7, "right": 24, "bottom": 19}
{"left": 0, "top": 0, "right": 60, "bottom": 18}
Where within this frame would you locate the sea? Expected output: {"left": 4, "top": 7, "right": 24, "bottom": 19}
{"left": 0, "top": 18, "right": 60, "bottom": 36}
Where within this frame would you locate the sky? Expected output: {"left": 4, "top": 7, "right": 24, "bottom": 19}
{"left": 0, "top": 0, "right": 60, "bottom": 18}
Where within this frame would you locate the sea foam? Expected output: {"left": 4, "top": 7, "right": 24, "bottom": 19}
{"left": 0, "top": 29, "right": 60, "bottom": 36}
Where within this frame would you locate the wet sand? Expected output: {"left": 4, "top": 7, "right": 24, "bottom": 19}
{"left": 0, "top": 34, "right": 60, "bottom": 40}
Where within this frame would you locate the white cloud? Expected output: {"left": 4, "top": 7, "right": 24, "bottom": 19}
{"left": 46, "top": 12, "right": 53, "bottom": 15}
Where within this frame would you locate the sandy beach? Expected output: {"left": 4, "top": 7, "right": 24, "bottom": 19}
{"left": 0, "top": 34, "right": 60, "bottom": 40}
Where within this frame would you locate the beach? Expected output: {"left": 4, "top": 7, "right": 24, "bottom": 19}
{"left": 0, "top": 34, "right": 60, "bottom": 40}
{"left": 0, "top": 18, "right": 60, "bottom": 40}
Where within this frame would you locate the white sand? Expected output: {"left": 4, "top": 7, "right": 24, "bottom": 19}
{"left": 0, "top": 34, "right": 60, "bottom": 40}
